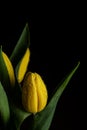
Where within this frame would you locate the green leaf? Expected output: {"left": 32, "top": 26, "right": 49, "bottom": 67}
{"left": 32, "top": 61, "right": 80, "bottom": 130}
{"left": 10, "top": 23, "right": 30, "bottom": 68}
{"left": 10, "top": 104, "right": 31, "bottom": 130}
{"left": 0, "top": 82, "right": 10, "bottom": 127}
{"left": 0, "top": 47, "right": 11, "bottom": 92}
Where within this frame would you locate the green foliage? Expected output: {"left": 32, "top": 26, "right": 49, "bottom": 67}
{"left": 0, "top": 82, "right": 10, "bottom": 127}
{"left": 31, "top": 62, "right": 80, "bottom": 130}
{"left": 0, "top": 23, "right": 80, "bottom": 130}
{"left": 10, "top": 104, "right": 31, "bottom": 130}
{"left": 10, "top": 23, "right": 30, "bottom": 68}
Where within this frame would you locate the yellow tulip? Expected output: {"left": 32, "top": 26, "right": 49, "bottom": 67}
{"left": 17, "top": 48, "right": 30, "bottom": 83}
{"left": 22, "top": 72, "right": 48, "bottom": 114}
{"left": 2, "top": 52, "right": 15, "bottom": 86}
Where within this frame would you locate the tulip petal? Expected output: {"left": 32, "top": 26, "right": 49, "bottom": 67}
{"left": 22, "top": 72, "right": 38, "bottom": 113}
{"left": 0, "top": 48, "right": 15, "bottom": 90}
{"left": 2, "top": 52, "right": 15, "bottom": 86}
{"left": 16, "top": 48, "right": 30, "bottom": 83}
{"left": 35, "top": 73, "right": 48, "bottom": 112}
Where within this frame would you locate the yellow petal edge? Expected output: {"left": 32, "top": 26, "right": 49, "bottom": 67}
{"left": 17, "top": 48, "right": 30, "bottom": 83}
{"left": 2, "top": 52, "right": 15, "bottom": 86}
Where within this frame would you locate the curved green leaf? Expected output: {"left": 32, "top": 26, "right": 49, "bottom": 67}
{"left": 10, "top": 104, "right": 31, "bottom": 130}
{"left": 10, "top": 23, "right": 30, "bottom": 68}
{"left": 32, "top": 62, "right": 80, "bottom": 130}
{"left": 0, "top": 82, "right": 10, "bottom": 127}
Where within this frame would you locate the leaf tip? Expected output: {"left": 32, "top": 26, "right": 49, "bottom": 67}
{"left": 77, "top": 61, "right": 80, "bottom": 68}
{"left": 78, "top": 61, "right": 80, "bottom": 65}
{"left": 26, "top": 22, "right": 29, "bottom": 28}
{"left": 0, "top": 45, "right": 2, "bottom": 50}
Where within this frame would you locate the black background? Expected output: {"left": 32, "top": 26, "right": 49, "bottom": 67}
{"left": 0, "top": 3, "right": 83, "bottom": 130}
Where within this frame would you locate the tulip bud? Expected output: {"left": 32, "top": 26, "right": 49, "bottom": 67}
{"left": 17, "top": 48, "right": 30, "bottom": 83}
{"left": 22, "top": 72, "right": 48, "bottom": 114}
{"left": 2, "top": 52, "right": 15, "bottom": 86}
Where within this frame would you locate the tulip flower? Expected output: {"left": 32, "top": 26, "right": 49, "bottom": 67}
{"left": 22, "top": 72, "right": 48, "bottom": 114}
{"left": 0, "top": 24, "right": 80, "bottom": 130}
